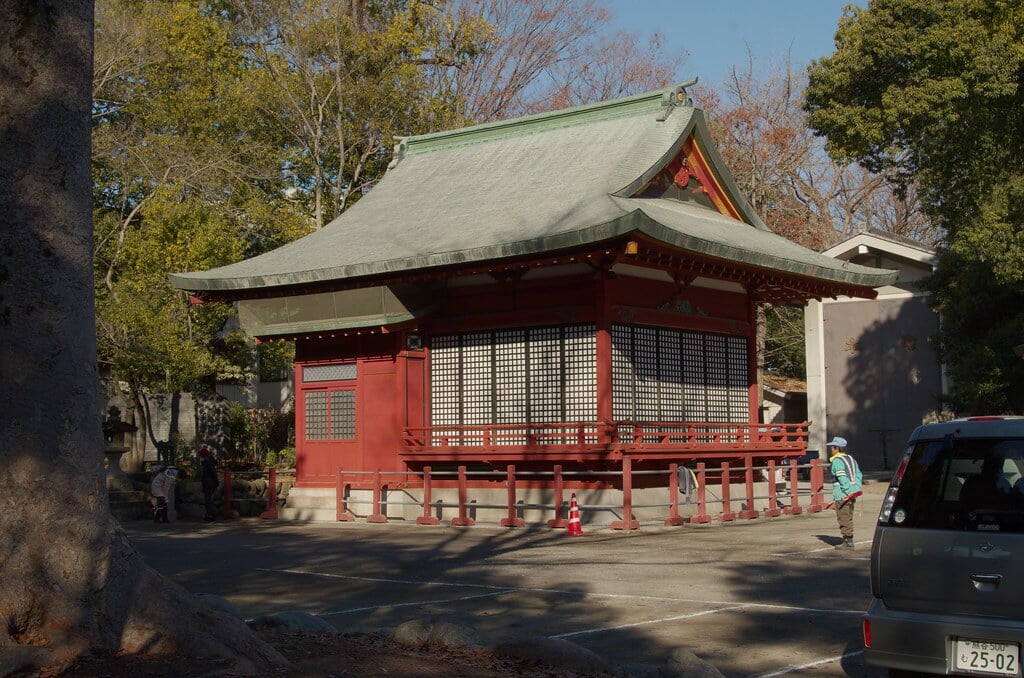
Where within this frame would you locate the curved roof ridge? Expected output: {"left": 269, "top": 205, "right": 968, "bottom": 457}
{"left": 397, "top": 80, "right": 698, "bottom": 158}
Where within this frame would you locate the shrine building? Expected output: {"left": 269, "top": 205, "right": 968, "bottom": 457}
{"left": 170, "top": 82, "right": 896, "bottom": 520}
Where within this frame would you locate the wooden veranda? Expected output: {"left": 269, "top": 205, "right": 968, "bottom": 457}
{"left": 401, "top": 421, "right": 808, "bottom": 466}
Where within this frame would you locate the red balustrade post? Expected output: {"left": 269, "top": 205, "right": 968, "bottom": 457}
{"left": 688, "top": 462, "right": 712, "bottom": 524}
{"left": 665, "top": 462, "right": 685, "bottom": 526}
{"left": 336, "top": 469, "right": 353, "bottom": 521}
{"left": 547, "top": 464, "right": 567, "bottom": 528}
{"left": 416, "top": 466, "right": 439, "bottom": 525}
{"left": 784, "top": 459, "right": 803, "bottom": 515}
{"left": 808, "top": 458, "right": 825, "bottom": 513}
{"left": 451, "top": 465, "right": 475, "bottom": 526}
{"left": 259, "top": 467, "right": 279, "bottom": 520}
{"left": 611, "top": 457, "right": 640, "bottom": 531}
{"left": 764, "top": 461, "right": 782, "bottom": 518}
{"left": 719, "top": 462, "right": 736, "bottom": 522}
{"left": 222, "top": 468, "right": 234, "bottom": 519}
{"left": 367, "top": 468, "right": 387, "bottom": 523}
{"left": 500, "top": 465, "right": 524, "bottom": 527}
{"left": 739, "top": 457, "right": 759, "bottom": 519}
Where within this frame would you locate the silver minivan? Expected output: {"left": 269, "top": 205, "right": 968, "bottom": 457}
{"left": 864, "top": 417, "right": 1024, "bottom": 677}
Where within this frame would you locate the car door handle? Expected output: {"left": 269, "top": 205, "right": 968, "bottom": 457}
{"left": 971, "top": 573, "right": 1003, "bottom": 585}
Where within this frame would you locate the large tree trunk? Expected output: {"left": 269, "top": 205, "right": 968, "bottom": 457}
{"left": 0, "top": 2, "right": 286, "bottom": 674}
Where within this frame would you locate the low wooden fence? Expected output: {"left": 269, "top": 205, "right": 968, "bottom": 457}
{"left": 330, "top": 459, "right": 830, "bottom": 531}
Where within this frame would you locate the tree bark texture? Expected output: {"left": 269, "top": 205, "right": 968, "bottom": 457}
{"left": 0, "top": 2, "right": 286, "bottom": 673}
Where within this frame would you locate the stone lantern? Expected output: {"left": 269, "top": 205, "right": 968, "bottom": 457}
{"left": 102, "top": 406, "right": 137, "bottom": 493}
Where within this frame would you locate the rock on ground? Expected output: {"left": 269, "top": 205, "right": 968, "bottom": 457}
{"left": 392, "top": 617, "right": 492, "bottom": 648}
{"left": 491, "top": 636, "right": 614, "bottom": 675}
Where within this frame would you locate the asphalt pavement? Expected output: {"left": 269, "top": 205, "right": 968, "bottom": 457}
{"left": 126, "top": 478, "right": 892, "bottom": 677}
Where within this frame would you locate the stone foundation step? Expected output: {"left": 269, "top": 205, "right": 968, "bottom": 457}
{"left": 278, "top": 506, "right": 339, "bottom": 522}
{"left": 282, "top": 487, "right": 337, "bottom": 510}
{"left": 278, "top": 487, "right": 337, "bottom": 521}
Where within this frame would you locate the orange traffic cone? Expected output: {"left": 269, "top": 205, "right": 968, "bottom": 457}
{"left": 567, "top": 492, "right": 585, "bottom": 536}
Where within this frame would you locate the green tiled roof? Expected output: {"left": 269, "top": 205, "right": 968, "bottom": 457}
{"left": 169, "top": 83, "right": 896, "bottom": 294}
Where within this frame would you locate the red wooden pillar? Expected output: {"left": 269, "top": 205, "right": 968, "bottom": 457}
{"left": 688, "top": 462, "right": 712, "bottom": 524}
{"left": 259, "top": 467, "right": 278, "bottom": 520}
{"left": 547, "top": 464, "right": 567, "bottom": 528}
{"left": 336, "top": 469, "right": 353, "bottom": 521}
{"left": 747, "top": 298, "right": 759, "bottom": 424}
{"left": 763, "top": 460, "right": 782, "bottom": 518}
{"left": 500, "top": 465, "right": 525, "bottom": 527}
{"left": 595, "top": 271, "right": 613, "bottom": 444}
{"left": 719, "top": 462, "right": 736, "bottom": 522}
{"left": 784, "top": 459, "right": 803, "bottom": 515}
{"left": 416, "top": 466, "right": 439, "bottom": 525}
{"left": 451, "top": 465, "right": 475, "bottom": 526}
{"left": 367, "top": 468, "right": 387, "bottom": 523}
{"left": 611, "top": 457, "right": 640, "bottom": 531}
{"left": 739, "top": 456, "right": 759, "bottom": 519}
{"left": 665, "top": 462, "right": 685, "bottom": 526}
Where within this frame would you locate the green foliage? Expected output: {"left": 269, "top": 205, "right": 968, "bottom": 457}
{"left": 805, "top": 0, "right": 1024, "bottom": 413}
{"left": 224, "top": 402, "right": 251, "bottom": 460}
{"left": 277, "top": 447, "right": 296, "bottom": 468}
{"left": 92, "top": 0, "right": 479, "bottom": 410}
{"left": 257, "top": 341, "right": 295, "bottom": 382}
{"left": 263, "top": 446, "right": 295, "bottom": 468}
{"left": 223, "top": 401, "right": 295, "bottom": 465}
{"left": 764, "top": 307, "right": 806, "bottom": 378}
{"left": 93, "top": 0, "right": 315, "bottom": 419}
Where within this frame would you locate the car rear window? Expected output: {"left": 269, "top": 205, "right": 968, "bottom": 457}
{"left": 887, "top": 436, "right": 1024, "bottom": 532}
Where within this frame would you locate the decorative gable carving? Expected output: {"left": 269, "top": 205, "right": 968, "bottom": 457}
{"left": 634, "top": 138, "right": 742, "bottom": 221}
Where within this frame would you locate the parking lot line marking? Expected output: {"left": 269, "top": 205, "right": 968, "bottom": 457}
{"left": 260, "top": 567, "right": 513, "bottom": 591}
{"left": 548, "top": 605, "right": 751, "bottom": 639}
{"left": 259, "top": 567, "right": 865, "bottom": 616}
{"left": 747, "top": 649, "right": 864, "bottom": 677}
{"left": 319, "top": 589, "right": 512, "bottom": 616}
{"left": 772, "top": 540, "right": 872, "bottom": 557}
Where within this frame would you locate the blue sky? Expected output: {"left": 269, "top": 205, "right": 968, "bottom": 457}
{"left": 604, "top": 0, "right": 863, "bottom": 88}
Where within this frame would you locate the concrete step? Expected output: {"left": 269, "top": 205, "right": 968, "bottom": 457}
{"left": 278, "top": 506, "right": 339, "bottom": 522}
{"left": 283, "top": 487, "right": 336, "bottom": 509}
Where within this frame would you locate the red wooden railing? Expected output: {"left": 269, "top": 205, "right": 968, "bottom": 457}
{"left": 401, "top": 421, "right": 808, "bottom": 462}
{"left": 333, "top": 458, "right": 829, "bottom": 530}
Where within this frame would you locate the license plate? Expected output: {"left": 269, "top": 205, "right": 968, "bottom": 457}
{"left": 954, "top": 638, "right": 1020, "bottom": 676}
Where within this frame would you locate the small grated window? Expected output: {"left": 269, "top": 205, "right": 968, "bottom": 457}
{"left": 304, "top": 363, "right": 356, "bottom": 382}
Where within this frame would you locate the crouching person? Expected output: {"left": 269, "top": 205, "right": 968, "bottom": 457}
{"left": 151, "top": 465, "right": 178, "bottom": 523}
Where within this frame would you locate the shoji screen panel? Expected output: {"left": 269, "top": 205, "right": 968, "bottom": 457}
{"left": 613, "top": 323, "right": 750, "bottom": 424}
{"left": 429, "top": 324, "right": 597, "bottom": 440}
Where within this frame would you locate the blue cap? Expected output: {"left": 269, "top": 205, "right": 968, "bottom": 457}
{"left": 826, "top": 436, "right": 847, "bottom": 448}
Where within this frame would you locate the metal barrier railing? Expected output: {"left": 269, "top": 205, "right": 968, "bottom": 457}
{"left": 333, "top": 458, "right": 829, "bottom": 531}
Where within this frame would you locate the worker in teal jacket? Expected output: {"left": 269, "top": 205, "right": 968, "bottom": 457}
{"left": 827, "top": 436, "right": 863, "bottom": 549}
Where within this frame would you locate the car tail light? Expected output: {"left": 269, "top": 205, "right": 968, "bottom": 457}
{"left": 878, "top": 453, "right": 911, "bottom": 524}
{"left": 863, "top": 619, "right": 871, "bottom": 648}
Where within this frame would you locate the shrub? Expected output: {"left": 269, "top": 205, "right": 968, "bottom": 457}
{"left": 277, "top": 446, "right": 296, "bottom": 468}
{"left": 223, "top": 401, "right": 295, "bottom": 466}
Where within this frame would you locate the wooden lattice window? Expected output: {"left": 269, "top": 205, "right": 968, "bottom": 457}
{"left": 302, "top": 363, "right": 356, "bottom": 441}
{"left": 612, "top": 323, "right": 748, "bottom": 422}
{"left": 430, "top": 324, "right": 597, "bottom": 429}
